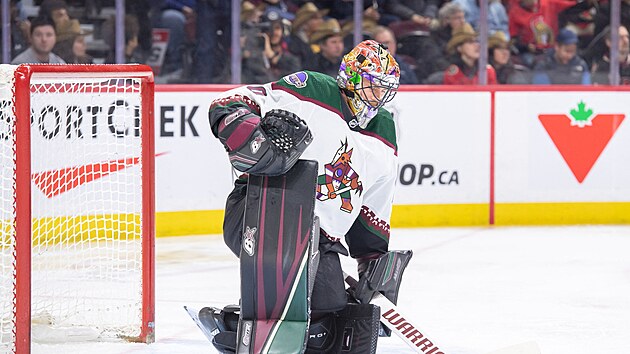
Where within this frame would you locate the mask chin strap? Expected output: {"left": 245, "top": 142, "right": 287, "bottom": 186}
{"left": 342, "top": 88, "right": 379, "bottom": 129}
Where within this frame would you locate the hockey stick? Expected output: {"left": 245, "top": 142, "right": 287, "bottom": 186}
{"left": 318, "top": 182, "right": 362, "bottom": 201}
{"left": 344, "top": 272, "right": 442, "bottom": 353}
{"left": 343, "top": 273, "right": 541, "bottom": 354}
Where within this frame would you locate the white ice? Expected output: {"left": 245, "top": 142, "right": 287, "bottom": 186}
{"left": 32, "top": 226, "right": 630, "bottom": 354}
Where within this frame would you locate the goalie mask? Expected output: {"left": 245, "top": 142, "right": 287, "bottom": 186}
{"left": 337, "top": 40, "right": 400, "bottom": 129}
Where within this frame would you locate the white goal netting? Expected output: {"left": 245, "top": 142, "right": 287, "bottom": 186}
{"left": 0, "top": 64, "right": 152, "bottom": 351}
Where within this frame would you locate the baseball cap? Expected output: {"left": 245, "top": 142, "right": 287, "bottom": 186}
{"left": 556, "top": 28, "right": 578, "bottom": 45}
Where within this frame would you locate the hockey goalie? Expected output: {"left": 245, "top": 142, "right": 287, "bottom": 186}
{"left": 192, "top": 40, "right": 413, "bottom": 354}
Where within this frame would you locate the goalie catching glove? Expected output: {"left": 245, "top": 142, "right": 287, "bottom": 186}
{"left": 213, "top": 107, "right": 312, "bottom": 176}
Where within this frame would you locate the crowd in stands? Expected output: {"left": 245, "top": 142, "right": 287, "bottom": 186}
{"left": 3, "top": 0, "right": 630, "bottom": 85}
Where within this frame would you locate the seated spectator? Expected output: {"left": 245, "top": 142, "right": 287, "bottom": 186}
{"left": 240, "top": 1, "right": 274, "bottom": 83}
{"left": 532, "top": 28, "right": 591, "bottom": 84}
{"left": 193, "top": 0, "right": 231, "bottom": 83}
{"left": 488, "top": 31, "right": 530, "bottom": 84}
{"left": 452, "top": 0, "right": 509, "bottom": 39}
{"left": 433, "top": 2, "right": 466, "bottom": 55}
{"left": 443, "top": 23, "right": 498, "bottom": 84}
{"left": 154, "top": 0, "right": 196, "bottom": 77}
{"left": 307, "top": 19, "right": 345, "bottom": 78}
{"left": 373, "top": 25, "right": 420, "bottom": 84}
{"left": 382, "top": 0, "right": 441, "bottom": 28}
{"left": 263, "top": 15, "right": 302, "bottom": 80}
{"left": 54, "top": 19, "right": 93, "bottom": 64}
{"left": 315, "top": 0, "right": 386, "bottom": 25}
{"left": 39, "top": 0, "right": 70, "bottom": 27}
{"left": 509, "top": 0, "right": 554, "bottom": 67}
{"left": 6, "top": 0, "right": 30, "bottom": 58}
{"left": 591, "top": 26, "right": 630, "bottom": 85}
{"left": 11, "top": 16, "right": 66, "bottom": 64}
{"left": 288, "top": 2, "right": 327, "bottom": 68}
{"left": 340, "top": 17, "right": 378, "bottom": 50}
{"left": 102, "top": 15, "right": 142, "bottom": 64}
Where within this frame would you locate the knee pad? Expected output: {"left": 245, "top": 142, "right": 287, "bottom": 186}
{"left": 311, "top": 240, "right": 349, "bottom": 314}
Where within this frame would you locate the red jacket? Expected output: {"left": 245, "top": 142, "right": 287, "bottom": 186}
{"left": 443, "top": 62, "right": 498, "bottom": 85}
{"left": 508, "top": 4, "right": 554, "bottom": 50}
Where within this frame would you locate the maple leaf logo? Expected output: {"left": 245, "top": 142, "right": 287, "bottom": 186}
{"left": 569, "top": 101, "right": 594, "bottom": 127}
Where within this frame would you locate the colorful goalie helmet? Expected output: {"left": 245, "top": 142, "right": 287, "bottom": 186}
{"left": 337, "top": 40, "right": 400, "bottom": 128}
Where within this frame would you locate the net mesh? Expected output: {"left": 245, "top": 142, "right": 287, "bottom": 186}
{"left": 29, "top": 77, "right": 144, "bottom": 340}
{"left": 0, "top": 66, "right": 147, "bottom": 349}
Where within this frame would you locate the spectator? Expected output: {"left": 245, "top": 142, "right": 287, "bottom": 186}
{"left": 102, "top": 15, "right": 142, "bottom": 64}
{"left": 340, "top": 17, "right": 378, "bottom": 50}
{"left": 288, "top": 2, "right": 327, "bottom": 68}
{"left": 11, "top": 16, "right": 65, "bottom": 64}
{"left": 194, "top": 0, "right": 231, "bottom": 83}
{"left": 532, "top": 28, "right": 591, "bottom": 84}
{"left": 509, "top": 0, "right": 554, "bottom": 67}
{"left": 38, "top": 0, "right": 70, "bottom": 27}
{"left": 154, "top": 0, "right": 196, "bottom": 77}
{"left": 373, "top": 25, "right": 420, "bottom": 84}
{"left": 382, "top": 0, "right": 441, "bottom": 28}
{"left": 307, "top": 18, "right": 345, "bottom": 77}
{"left": 315, "top": 0, "right": 386, "bottom": 25}
{"left": 263, "top": 15, "right": 302, "bottom": 80}
{"left": 488, "top": 31, "right": 530, "bottom": 84}
{"left": 591, "top": 26, "right": 630, "bottom": 85}
{"left": 443, "top": 23, "right": 498, "bottom": 84}
{"left": 433, "top": 2, "right": 466, "bottom": 54}
{"left": 54, "top": 19, "right": 93, "bottom": 64}
{"left": 6, "top": 0, "right": 30, "bottom": 58}
{"left": 126, "top": 0, "right": 153, "bottom": 60}
{"left": 452, "top": 0, "right": 510, "bottom": 39}
{"left": 241, "top": 1, "right": 275, "bottom": 83}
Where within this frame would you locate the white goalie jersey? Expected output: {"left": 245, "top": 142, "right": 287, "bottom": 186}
{"left": 211, "top": 71, "right": 398, "bottom": 254}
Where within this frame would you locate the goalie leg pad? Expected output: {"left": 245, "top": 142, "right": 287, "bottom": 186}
{"left": 222, "top": 176, "right": 248, "bottom": 257}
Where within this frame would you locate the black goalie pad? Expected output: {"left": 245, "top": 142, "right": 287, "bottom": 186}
{"left": 353, "top": 250, "right": 413, "bottom": 306}
{"left": 306, "top": 304, "right": 380, "bottom": 354}
{"left": 237, "top": 160, "right": 319, "bottom": 353}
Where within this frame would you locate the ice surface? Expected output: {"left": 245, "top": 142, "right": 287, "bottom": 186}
{"left": 33, "top": 226, "right": 630, "bottom": 353}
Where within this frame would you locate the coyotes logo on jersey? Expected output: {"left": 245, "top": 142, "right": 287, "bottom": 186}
{"left": 316, "top": 139, "right": 363, "bottom": 213}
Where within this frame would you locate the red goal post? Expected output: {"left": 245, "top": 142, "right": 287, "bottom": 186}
{"left": 1, "top": 64, "right": 155, "bottom": 353}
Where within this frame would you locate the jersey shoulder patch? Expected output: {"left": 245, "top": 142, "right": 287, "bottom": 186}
{"left": 282, "top": 71, "right": 309, "bottom": 88}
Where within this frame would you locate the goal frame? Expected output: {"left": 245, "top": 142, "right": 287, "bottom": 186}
{"left": 11, "top": 64, "right": 155, "bottom": 352}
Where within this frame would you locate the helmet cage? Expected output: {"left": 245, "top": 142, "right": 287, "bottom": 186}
{"left": 355, "top": 70, "right": 399, "bottom": 109}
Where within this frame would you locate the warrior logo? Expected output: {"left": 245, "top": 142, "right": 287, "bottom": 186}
{"left": 223, "top": 108, "right": 249, "bottom": 126}
{"left": 250, "top": 134, "right": 266, "bottom": 154}
{"left": 283, "top": 71, "right": 309, "bottom": 88}
{"left": 316, "top": 139, "right": 363, "bottom": 213}
{"left": 242, "top": 226, "right": 256, "bottom": 256}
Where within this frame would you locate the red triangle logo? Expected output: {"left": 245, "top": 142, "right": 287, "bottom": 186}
{"left": 539, "top": 114, "right": 624, "bottom": 183}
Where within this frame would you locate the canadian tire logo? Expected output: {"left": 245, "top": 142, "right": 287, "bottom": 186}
{"left": 539, "top": 101, "right": 625, "bottom": 183}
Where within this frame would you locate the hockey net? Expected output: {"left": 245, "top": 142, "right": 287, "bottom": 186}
{"left": 0, "top": 64, "right": 155, "bottom": 353}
